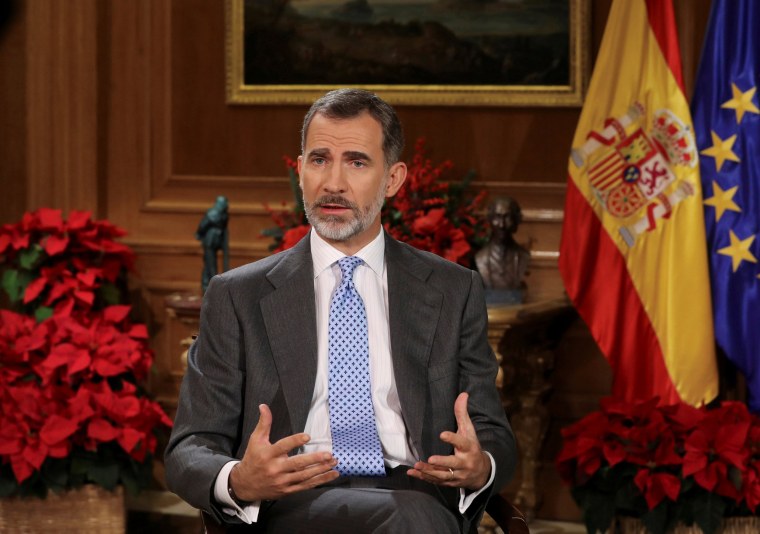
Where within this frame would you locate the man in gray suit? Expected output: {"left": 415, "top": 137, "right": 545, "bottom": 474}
{"left": 165, "top": 89, "right": 516, "bottom": 533}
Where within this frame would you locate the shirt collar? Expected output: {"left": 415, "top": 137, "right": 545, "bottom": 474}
{"left": 310, "top": 228, "right": 385, "bottom": 278}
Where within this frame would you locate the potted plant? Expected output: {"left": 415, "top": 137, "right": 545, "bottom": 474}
{"left": 0, "top": 208, "right": 172, "bottom": 531}
{"left": 556, "top": 396, "right": 760, "bottom": 534}
{"left": 263, "top": 138, "right": 489, "bottom": 267}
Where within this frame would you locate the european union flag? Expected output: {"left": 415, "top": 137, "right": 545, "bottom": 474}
{"left": 692, "top": 0, "right": 760, "bottom": 411}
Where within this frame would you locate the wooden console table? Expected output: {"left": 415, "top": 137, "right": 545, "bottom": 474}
{"left": 162, "top": 293, "right": 202, "bottom": 419}
{"left": 486, "top": 297, "right": 575, "bottom": 522}
{"left": 164, "top": 293, "right": 202, "bottom": 369}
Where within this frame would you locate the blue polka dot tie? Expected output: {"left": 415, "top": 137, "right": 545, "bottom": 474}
{"left": 327, "top": 256, "right": 385, "bottom": 477}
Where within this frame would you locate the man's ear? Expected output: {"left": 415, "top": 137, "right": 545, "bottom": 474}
{"left": 385, "top": 162, "right": 407, "bottom": 198}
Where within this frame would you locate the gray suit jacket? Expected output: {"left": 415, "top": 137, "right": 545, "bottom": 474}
{"left": 165, "top": 233, "right": 516, "bottom": 528}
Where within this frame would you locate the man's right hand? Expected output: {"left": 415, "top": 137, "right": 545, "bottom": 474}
{"left": 230, "top": 404, "right": 339, "bottom": 502}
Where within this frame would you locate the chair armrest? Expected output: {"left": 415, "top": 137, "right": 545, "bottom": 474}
{"left": 485, "top": 493, "right": 529, "bottom": 534}
{"left": 201, "top": 511, "right": 228, "bottom": 534}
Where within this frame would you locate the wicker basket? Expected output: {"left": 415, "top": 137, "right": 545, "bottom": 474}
{"left": 617, "top": 516, "right": 760, "bottom": 534}
{"left": 0, "top": 485, "right": 125, "bottom": 533}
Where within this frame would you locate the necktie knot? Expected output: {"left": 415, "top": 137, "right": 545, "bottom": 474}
{"left": 338, "top": 256, "right": 363, "bottom": 286}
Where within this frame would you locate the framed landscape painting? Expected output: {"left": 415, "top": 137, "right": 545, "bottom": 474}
{"left": 226, "top": 0, "right": 590, "bottom": 106}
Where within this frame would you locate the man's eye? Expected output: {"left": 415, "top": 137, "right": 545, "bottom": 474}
{"left": 350, "top": 161, "right": 366, "bottom": 168}
{"left": 312, "top": 157, "right": 326, "bottom": 165}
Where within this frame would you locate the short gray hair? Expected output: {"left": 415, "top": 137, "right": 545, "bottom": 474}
{"left": 301, "top": 88, "right": 404, "bottom": 168}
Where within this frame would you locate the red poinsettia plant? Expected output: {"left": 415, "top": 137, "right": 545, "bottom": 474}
{"left": 263, "top": 138, "right": 489, "bottom": 267}
{"left": 556, "top": 396, "right": 760, "bottom": 534}
{"left": 0, "top": 208, "right": 172, "bottom": 499}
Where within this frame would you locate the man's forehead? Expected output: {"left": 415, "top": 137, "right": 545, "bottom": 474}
{"left": 304, "top": 112, "right": 383, "bottom": 149}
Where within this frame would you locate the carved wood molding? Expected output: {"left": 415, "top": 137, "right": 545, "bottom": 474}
{"left": 123, "top": 237, "right": 270, "bottom": 257}
{"left": 141, "top": 198, "right": 274, "bottom": 216}
{"left": 166, "top": 174, "right": 291, "bottom": 187}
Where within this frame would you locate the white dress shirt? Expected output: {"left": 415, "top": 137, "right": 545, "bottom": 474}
{"left": 301, "top": 228, "right": 417, "bottom": 465}
{"left": 214, "top": 229, "right": 494, "bottom": 523}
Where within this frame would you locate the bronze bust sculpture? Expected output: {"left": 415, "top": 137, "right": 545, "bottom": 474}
{"left": 475, "top": 197, "right": 530, "bottom": 305}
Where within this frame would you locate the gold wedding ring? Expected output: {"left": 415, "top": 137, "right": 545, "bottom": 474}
{"left": 448, "top": 468, "right": 454, "bottom": 481}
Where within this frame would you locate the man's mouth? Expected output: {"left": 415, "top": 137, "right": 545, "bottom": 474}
{"left": 319, "top": 203, "right": 350, "bottom": 212}
{"left": 314, "top": 196, "right": 356, "bottom": 215}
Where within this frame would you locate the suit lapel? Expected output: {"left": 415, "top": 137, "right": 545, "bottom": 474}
{"left": 385, "top": 236, "right": 443, "bottom": 455}
{"left": 260, "top": 238, "right": 318, "bottom": 436}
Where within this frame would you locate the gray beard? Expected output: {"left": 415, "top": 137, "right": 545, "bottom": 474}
{"left": 303, "top": 183, "right": 387, "bottom": 242}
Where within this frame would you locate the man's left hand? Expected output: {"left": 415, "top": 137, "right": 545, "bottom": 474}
{"left": 407, "top": 392, "right": 491, "bottom": 490}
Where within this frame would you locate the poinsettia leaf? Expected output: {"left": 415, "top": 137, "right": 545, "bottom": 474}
{"left": 34, "top": 306, "right": 53, "bottom": 322}
{"left": 44, "top": 234, "right": 69, "bottom": 256}
{"left": 99, "top": 283, "right": 121, "bottom": 305}
{"left": 87, "top": 418, "right": 121, "bottom": 442}
{"left": 728, "top": 464, "right": 743, "bottom": 490}
{"left": 127, "top": 324, "right": 149, "bottom": 339}
{"left": 39, "top": 415, "right": 79, "bottom": 446}
{"left": 136, "top": 456, "right": 153, "bottom": 487}
{"left": 615, "top": 478, "right": 646, "bottom": 514}
{"left": 73, "top": 289, "right": 95, "bottom": 305}
{"left": 2, "top": 269, "right": 33, "bottom": 303}
{"left": 675, "top": 496, "right": 695, "bottom": 526}
{"left": 70, "top": 454, "right": 94, "bottom": 477}
{"left": 693, "top": 491, "right": 726, "bottom": 534}
{"left": 67, "top": 209, "right": 92, "bottom": 230}
{"left": 104, "top": 304, "right": 131, "bottom": 324}
{"left": 680, "top": 476, "right": 695, "bottom": 492}
{"left": 26, "top": 473, "right": 48, "bottom": 499}
{"left": 23, "top": 276, "right": 47, "bottom": 304}
{"left": 460, "top": 169, "right": 477, "bottom": 189}
{"left": 119, "top": 453, "right": 151, "bottom": 496}
{"left": 41, "top": 458, "right": 70, "bottom": 491}
{"left": 18, "top": 244, "right": 42, "bottom": 270}
{"left": 37, "top": 207, "right": 64, "bottom": 229}
{"left": 573, "top": 486, "right": 615, "bottom": 534}
{"left": 0, "top": 465, "right": 17, "bottom": 497}
{"left": 260, "top": 227, "right": 283, "bottom": 238}
{"left": 120, "top": 464, "right": 139, "bottom": 496}
{"left": 642, "top": 501, "right": 668, "bottom": 534}
{"left": 88, "top": 457, "right": 119, "bottom": 490}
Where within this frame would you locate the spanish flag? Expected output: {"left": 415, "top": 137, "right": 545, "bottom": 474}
{"left": 559, "top": 0, "right": 718, "bottom": 406}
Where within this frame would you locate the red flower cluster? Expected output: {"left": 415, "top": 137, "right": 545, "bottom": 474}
{"left": 557, "top": 397, "right": 760, "bottom": 533}
{"left": 383, "top": 138, "right": 488, "bottom": 266}
{"left": 0, "top": 208, "right": 135, "bottom": 317}
{"left": 0, "top": 308, "right": 171, "bottom": 484}
{"left": 263, "top": 157, "right": 311, "bottom": 254}
{"left": 263, "top": 140, "right": 488, "bottom": 267}
{"left": 0, "top": 208, "right": 171, "bottom": 495}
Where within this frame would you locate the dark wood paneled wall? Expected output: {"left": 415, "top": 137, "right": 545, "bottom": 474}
{"left": 0, "top": 0, "right": 713, "bottom": 521}
{"left": 0, "top": 0, "right": 26, "bottom": 220}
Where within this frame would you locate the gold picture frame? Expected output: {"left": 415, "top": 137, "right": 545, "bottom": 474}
{"left": 225, "top": 0, "right": 590, "bottom": 107}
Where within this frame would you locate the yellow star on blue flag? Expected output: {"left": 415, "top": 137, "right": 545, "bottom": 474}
{"left": 703, "top": 181, "right": 741, "bottom": 222}
{"left": 721, "top": 83, "right": 760, "bottom": 124}
{"left": 717, "top": 230, "right": 757, "bottom": 272}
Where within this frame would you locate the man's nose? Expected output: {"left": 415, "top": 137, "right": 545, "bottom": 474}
{"left": 323, "top": 164, "right": 347, "bottom": 193}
